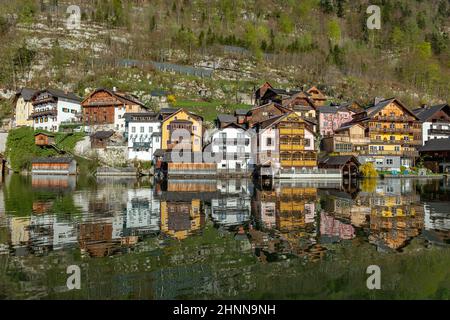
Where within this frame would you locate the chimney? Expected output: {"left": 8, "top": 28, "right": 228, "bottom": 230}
{"left": 113, "top": 87, "right": 117, "bottom": 92}
{"left": 421, "top": 103, "right": 428, "bottom": 109}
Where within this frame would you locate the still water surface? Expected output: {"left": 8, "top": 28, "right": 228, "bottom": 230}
{"left": 0, "top": 175, "right": 449, "bottom": 299}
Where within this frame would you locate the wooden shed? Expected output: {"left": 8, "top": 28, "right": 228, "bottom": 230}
{"left": 90, "top": 131, "right": 114, "bottom": 149}
{"left": 31, "top": 157, "right": 77, "bottom": 175}
{"left": 35, "top": 133, "right": 55, "bottom": 147}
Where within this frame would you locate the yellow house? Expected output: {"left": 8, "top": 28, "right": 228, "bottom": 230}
{"left": 13, "top": 88, "right": 37, "bottom": 127}
{"left": 161, "top": 109, "right": 203, "bottom": 152}
{"left": 277, "top": 113, "right": 317, "bottom": 168}
{"left": 351, "top": 98, "right": 421, "bottom": 159}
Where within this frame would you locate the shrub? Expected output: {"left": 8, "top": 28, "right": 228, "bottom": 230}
{"left": 360, "top": 162, "right": 378, "bottom": 178}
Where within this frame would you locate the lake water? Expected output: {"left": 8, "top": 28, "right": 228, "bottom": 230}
{"left": 0, "top": 175, "right": 449, "bottom": 300}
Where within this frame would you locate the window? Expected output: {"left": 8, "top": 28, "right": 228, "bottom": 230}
{"left": 386, "top": 159, "right": 393, "bottom": 165}
{"left": 378, "top": 146, "right": 384, "bottom": 151}
{"left": 390, "top": 136, "right": 395, "bottom": 141}
{"left": 305, "top": 139, "right": 311, "bottom": 147}
{"left": 132, "top": 127, "right": 136, "bottom": 133}
{"left": 404, "top": 136, "right": 409, "bottom": 141}
{"left": 266, "top": 137, "right": 273, "bottom": 146}
{"left": 140, "top": 127, "right": 145, "bottom": 133}
{"left": 395, "top": 146, "right": 400, "bottom": 151}
{"left": 149, "top": 127, "right": 153, "bottom": 133}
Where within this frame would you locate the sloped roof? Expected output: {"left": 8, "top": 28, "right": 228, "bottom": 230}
{"left": 91, "top": 131, "right": 114, "bottom": 139}
{"left": 217, "top": 114, "right": 237, "bottom": 123}
{"left": 34, "top": 88, "right": 81, "bottom": 102}
{"left": 82, "top": 88, "right": 145, "bottom": 107}
{"left": 17, "top": 88, "right": 38, "bottom": 101}
{"left": 413, "top": 104, "right": 450, "bottom": 122}
{"left": 419, "top": 138, "right": 450, "bottom": 152}
{"left": 319, "top": 155, "right": 360, "bottom": 167}
{"left": 31, "top": 157, "right": 74, "bottom": 164}
{"left": 235, "top": 109, "right": 249, "bottom": 116}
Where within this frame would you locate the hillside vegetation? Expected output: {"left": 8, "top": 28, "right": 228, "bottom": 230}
{"left": 0, "top": 0, "right": 448, "bottom": 116}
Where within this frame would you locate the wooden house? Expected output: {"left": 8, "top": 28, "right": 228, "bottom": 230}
{"left": 81, "top": 88, "right": 148, "bottom": 132}
{"left": 34, "top": 132, "right": 56, "bottom": 147}
{"left": 306, "top": 86, "right": 327, "bottom": 106}
{"left": 31, "top": 157, "right": 77, "bottom": 175}
{"left": 246, "top": 102, "right": 291, "bottom": 128}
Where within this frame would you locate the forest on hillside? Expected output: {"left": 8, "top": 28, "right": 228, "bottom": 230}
{"left": 0, "top": 0, "right": 449, "bottom": 117}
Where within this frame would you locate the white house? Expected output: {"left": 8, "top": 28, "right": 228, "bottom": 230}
{"left": 125, "top": 113, "right": 161, "bottom": 162}
{"left": 31, "top": 89, "right": 82, "bottom": 132}
{"left": 210, "top": 123, "right": 254, "bottom": 173}
{"left": 414, "top": 104, "right": 450, "bottom": 145}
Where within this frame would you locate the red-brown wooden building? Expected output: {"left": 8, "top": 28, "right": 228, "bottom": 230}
{"left": 81, "top": 88, "right": 148, "bottom": 130}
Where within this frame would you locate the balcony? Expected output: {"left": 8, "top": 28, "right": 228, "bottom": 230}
{"left": 280, "top": 144, "right": 304, "bottom": 151}
{"left": 281, "top": 160, "right": 317, "bottom": 167}
{"left": 30, "top": 109, "right": 57, "bottom": 118}
{"left": 429, "top": 128, "right": 450, "bottom": 135}
{"left": 334, "top": 135, "right": 370, "bottom": 145}
{"left": 359, "top": 150, "right": 419, "bottom": 157}
{"left": 279, "top": 128, "right": 304, "bottom": 135}
{"left": 369, "top": 127, "right": 421, "bottom": 133}
{"left": 372, "top": 115, "right": 413, "bottom": 122}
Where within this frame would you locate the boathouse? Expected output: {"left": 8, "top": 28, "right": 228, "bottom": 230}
{"left": 319, "top": 155, "right": 360, "bottom": 179}
{"left": 31, "top": 157, "right": 77, "bottom": 175}
{"left": 419, "top": 138, "right": 450, "bottom": 173}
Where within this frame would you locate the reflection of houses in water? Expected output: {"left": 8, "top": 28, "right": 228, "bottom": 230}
{"left": 123, "top": 189, "right": 160, "bottom": 236}
{"left": 79, "top": 218, "right": 120, "bottom": 257}
{"left": 158, "top": 180, "right": 211, "bottom": 240}
{"left": 31, "top": 175, "right": 76, "bottom": 190}
{"left": 251, "top": 181, "right": 325, "bottom": 262}
{"left": 320, "top": 212, "right": 355, "bottom": 243}
{"left": 26, "top": 214, "right": 78, "bottom": 254}
{"left": 358, "top": 180, "right": 425, "bottom": 251}
{"left": 211, "top": 180, "right": 252, "bottom": 229}
{"left": 9, "top": 217, "right": 30, "bottom": 251}
{"left": 423, "top": 201, "right": 450, "bottom": 246}
{"left": 319, "top": 189, "right": 371, "bottom": 228}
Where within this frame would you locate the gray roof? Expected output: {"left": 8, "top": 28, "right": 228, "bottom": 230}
{"left": 91, "top": 131, "right": 114, "bottom": 139}
{"left": 419, "top": 138, "right": 450, "bottom": 152}
{"left": 31, "top": 157, "right": 75, "bottom": 164}
{"left": 217, "top": 114, "right": 236, "bottom": 123}
{"left": 319, "top": 106, "right": 340, "bottom": 114}
{"left": 413, "top": 104, "right": 450, "bottom": 122}
{"left": 319, "top": 155, "right": 360, "bottom": 167}
{"left": 160, "top": 108, "right": 179, "bottom": 114}
{"left": 17, "top": 88, "right": 37, "bottom": 101}
{"left": 44, "top": 88, "right": 82, "bottom": 102}
{"left": 124, "top": 112, "right": 158, "bottom": 122}
{"left": 235, "top": 109, "right": 249, "bottom": 116}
